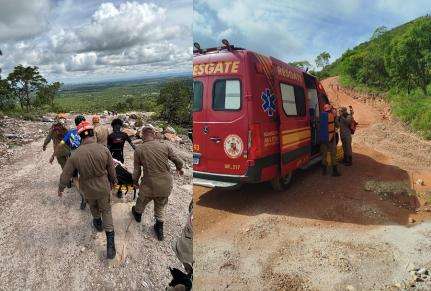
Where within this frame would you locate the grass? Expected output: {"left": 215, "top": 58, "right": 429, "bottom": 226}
{"left": 0, "top": 76, "right": 193, "bottom": 132}
{"left": 56, "top": 81, "right": 160, "bottom": 113}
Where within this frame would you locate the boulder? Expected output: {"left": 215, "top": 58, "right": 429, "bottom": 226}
{"left": 129, "top": 113, "right": 138, "bottom": 120}
{"left": 42, "top": 116, "right": 54, "bottom": 122}
{"left": 164, "top": 132, "right": 182, "bottom": 143}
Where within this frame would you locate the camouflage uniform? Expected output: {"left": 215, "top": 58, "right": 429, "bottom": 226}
{"left": 43, "top": 123, "right": 69, "bottom": 168}
{"left": 167, "top": 202, "right": 193, "bottom": 290}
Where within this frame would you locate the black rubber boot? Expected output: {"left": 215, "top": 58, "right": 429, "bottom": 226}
{"left": 345, "top": 156, "right": 352, "bottom": 166}
{"left": 154, "top": 220, "right": 164, "bottom": 241}
{"left": 80, "top": 197, "right": 86, "bottom": 210}
{"left": 117, "top": 189, "right": 123, "bottom": 198}
{"left": 106, "top": 231, "right": 116, "bottom": 260}
{"left": 321, "top": 164, "right": 327, "bottom": 176}
{"left": 132, "top": 206, "right": 142, "bottom": 223}
{"left": 93, "top": 218, "right": 103, "bottom": 232}
{"left": 332, "top": 166, "right": 341, "bottom": 177}
{"left": 342, "top": 155, "right": 348, "bottom": 165}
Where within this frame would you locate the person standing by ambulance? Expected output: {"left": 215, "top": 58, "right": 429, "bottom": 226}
{"left": 43, "top": 113, "right": 69, "bottom": 169}
{"left": 339, "top": 106, "right": 354, "bottom": 166}
{"left": 58, "top": 121, "right": 118, "bottom": 260}
{"left": 320, "top": 104, "right": 341, "bottom": 177}
{"left": 92, "top": 115, "right": 109, "bottom": 146}
{"left": 131, "top": 124, "right": 184, "bottom": 241}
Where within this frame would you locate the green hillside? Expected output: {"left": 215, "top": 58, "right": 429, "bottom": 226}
{"left": 322, "top": 15, "right": 431, "bottom": 138}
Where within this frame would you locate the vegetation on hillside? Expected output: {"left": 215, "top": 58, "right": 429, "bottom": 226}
{"left": 0, "top": 65, "right": 61, "bottom": 113}
{"left": 321, "top": 15, "right": 431, "bottom": 138}
{"left": 0, "top": 63, "right": 192, "bottom": 126}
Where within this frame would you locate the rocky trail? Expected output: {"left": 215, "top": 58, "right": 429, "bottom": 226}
{"left": 194, "top": 76, "right": 431, "bottom": 290}
{"left": 0, "top": 114, "right": 192, "bottom": 290}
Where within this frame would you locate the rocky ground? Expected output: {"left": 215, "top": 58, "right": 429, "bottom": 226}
{"left": 0, "top": 116, "right": 51, "bottom": 167}
{"left": 194, "top": 76, "right": 431, "bottom": 290}
{"left": 0, "top": 113, "right": 192, "bottom": 290}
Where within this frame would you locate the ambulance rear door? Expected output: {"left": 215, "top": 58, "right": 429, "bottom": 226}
{"left": 304, "top": 74, "right": 320, "bottom": 156}
{"left": 275, "top": 67, "right": 311, "bottom": 176}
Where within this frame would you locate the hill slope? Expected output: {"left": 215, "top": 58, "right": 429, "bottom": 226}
{"left": 322, "top": 15, "right": 431, "bottom": 138}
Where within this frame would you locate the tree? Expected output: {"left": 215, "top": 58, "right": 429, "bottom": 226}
{"left": 7, "top": 65, "right": 47, "bottom": 111}
{"left": 0, "top": 79, "right": 15, "bottom": 110}
{"left": 315, "top": 51, "right": 331, "bottom": 69}
{"left": 288, "top": 60, "right": 311, "bottom": 70}
{"left": 371, "top": 26, "right": 388, "bottom": 40}
{"left": 125, "top": 96, "right": 134, "bottom": 108}
{"left": 36, "top": 81, "right": 62, "bottom": 106}
{"left": 157, "top": 79, "right": 192, "bottom": 125}
{"left": 386, "top": 19, "right": 431, "bottom": 94}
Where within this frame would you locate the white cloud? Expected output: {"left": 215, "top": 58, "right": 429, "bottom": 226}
{"left": 66, "top": 52, "right": 98, "bottom": 71}
{"left": 194, "top": 0, "right": 431, "bottom": 68}
{"left": 0, "top": 1, "right": 192, "bottom": 82}
{"left": 0, "top": 0, "right": 51, "bottom": 41}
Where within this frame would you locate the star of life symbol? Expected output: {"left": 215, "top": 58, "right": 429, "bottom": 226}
{"left": 261, "top": 88, "right": 276, "bottom": 117}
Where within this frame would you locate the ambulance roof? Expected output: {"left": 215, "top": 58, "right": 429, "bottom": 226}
{"left": 193, "top": 47, "right": 306, "bottom": 76}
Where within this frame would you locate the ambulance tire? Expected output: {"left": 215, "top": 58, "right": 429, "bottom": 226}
{"left": 270, "top": 172, "right": 293, "bottom": 191}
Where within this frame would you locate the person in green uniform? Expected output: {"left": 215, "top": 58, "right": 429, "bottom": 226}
{"left": 131, "top": 124, "right": 184, "bottom": 241}
{"left": 58, "top": 121, "right": 118, "bottom": 259}
{"left": 339, "top": 106, "right": 354, "bottom": 166}
{"left": 43, "top": 113, "right": 69, "bottom": 168}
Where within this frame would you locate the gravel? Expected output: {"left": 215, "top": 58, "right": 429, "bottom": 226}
{"left": 0, "top": 116, "right": 192, "bottom": 290}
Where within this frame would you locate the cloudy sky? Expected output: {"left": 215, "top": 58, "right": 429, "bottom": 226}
{"left": 194, "top": 0, "right": 431, "bottom": 70}
{"left": 0, "top": 0, "right": 192, "bottom": 83}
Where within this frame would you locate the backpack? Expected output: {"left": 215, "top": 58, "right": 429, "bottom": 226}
{"left": 64, "top": 129, "right": 81, "bottom": 150}
{"left": 350, "top": 118, "right": 358, "bottom": 135}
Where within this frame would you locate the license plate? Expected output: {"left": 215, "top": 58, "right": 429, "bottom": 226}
{"left": 193, "top": 153, "right": 200, "bottom": 165}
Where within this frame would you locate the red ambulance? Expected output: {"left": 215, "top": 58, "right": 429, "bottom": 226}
{"left": 192, "top": 41, "right": 330, "bottom": 190}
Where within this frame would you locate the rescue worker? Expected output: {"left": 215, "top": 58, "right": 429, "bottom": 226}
{"left": 339, "top": 106, "right": 354, "bottom": 166}
{"left": 92, "top": 115, "right": 109, "bottom": 146}
{"left": 167, "top": 200, "right": 193, "bottom": 290}
{"left": 43, "top": 113, "right": 69, "bottom": 169}
{"left": 131, "top": 124, "right": 184, "bottom": 241}
{"left": 58, "top": 121, "right": 118, "bottom": 260}
{"left": 320, "top": 104, "right": 341, "bottom": 177}
{"left": 51, "top": 115, "right": 86, "bottom": 209}
{"left": 107, "top": 118, "right": 135, "bottom": 163}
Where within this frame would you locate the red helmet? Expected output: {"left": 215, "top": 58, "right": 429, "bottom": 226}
{"left": 77, "top": 121, "right": 94, "bottom": 134}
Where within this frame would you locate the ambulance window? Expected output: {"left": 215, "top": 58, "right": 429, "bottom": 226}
{"left": 308, "top": 89, "right": 319, "bottom": 117}
{"left": 193, "top": 81, "right": 203, "bottom": 112}
{"left": 212, "top": 79, "right": 241, "bottom": 110}
{"left": 280, "top": 83, "right": 306, "bottom": 116}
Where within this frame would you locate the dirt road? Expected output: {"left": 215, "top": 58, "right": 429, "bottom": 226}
{"left": 0, "top": 122, "right": 192, "bottom": 290}
{"left": 194, "top": 77, "right": 431, "bottom": 290}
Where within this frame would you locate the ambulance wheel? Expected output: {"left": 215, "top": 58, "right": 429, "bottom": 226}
{"left": 270, "top": 172, "right": 293, "bottom": 191}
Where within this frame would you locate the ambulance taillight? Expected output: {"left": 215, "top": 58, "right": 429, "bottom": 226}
{"left": 248, "top": 123, "right": 262, "bottom": 160}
